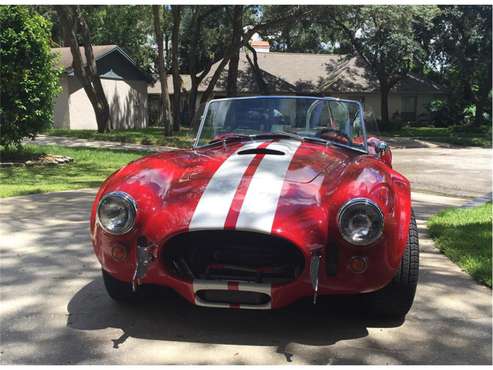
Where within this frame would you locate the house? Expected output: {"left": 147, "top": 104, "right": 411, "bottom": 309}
{"left": 148, "top": 74, "right": 191, "bottom": 126}
{"left": 149, "top": 39, "right": 445, "bottom": 124}
{"left": 52, "top": 45, "right": 153, "bottom": 130}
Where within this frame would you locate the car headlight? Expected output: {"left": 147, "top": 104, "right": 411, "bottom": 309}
{"left": 337, "top": 198, "right": 384, "bottom": 246}
{"left": 97, "top": 191, "right": 137, "bottom": 235}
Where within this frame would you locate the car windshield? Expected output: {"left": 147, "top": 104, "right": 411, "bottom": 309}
{"left": 195, "top": 96, "right": 367, "bottom": 151}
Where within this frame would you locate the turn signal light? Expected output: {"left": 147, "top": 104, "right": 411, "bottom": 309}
{"left": 111, "top": 244, "right": 127, "bottom": 261}
{"left": 349, "top": 256, "right": 367, "bottom": 274}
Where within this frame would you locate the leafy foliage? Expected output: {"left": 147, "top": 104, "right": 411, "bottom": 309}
{"left": 0, "top": 6, "right": 61, "bottom": 148}
{"left": 328, "top": 6, "right": 438, "bottom": 124}
{"left": 419, "top": 5, "right": 492, "bottom": 126}
{"left": 16, "top": 5, "right": 493, "bottom": 132}
{"left": 83, "top": 6, "right": 155, "bottom": 71}
{"left": 38, "top": 5, "right": 155, "bottom": 70}
{"left": 261, "top": 5, "right": 347, "bottom": 54}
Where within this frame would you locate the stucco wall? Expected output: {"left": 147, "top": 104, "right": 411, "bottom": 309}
{"left": 53, "top": 75, "right": 70, "bottom": 129}
{"left": 67, "top": 77, "right": 148, "bottom": 130}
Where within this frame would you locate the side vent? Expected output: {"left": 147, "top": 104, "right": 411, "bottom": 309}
{"left": 238, "top": 148, "right": 285, "bottom": 156}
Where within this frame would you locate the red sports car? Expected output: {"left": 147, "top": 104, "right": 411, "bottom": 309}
{"left": 90, "top": 96, "right": 419, "bottom": 318}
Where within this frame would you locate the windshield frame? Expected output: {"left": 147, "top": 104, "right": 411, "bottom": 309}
{"left": 193, "top": 95, "right": 368, "bottom": 153}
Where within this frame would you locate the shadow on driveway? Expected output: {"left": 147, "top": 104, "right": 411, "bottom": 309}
{"left": 66, "top": 278, "right": 403, "bottom": 360}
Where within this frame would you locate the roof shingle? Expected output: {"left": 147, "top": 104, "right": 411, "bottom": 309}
{"left": 52, "top": 45, "right": 118, "bottom": 69}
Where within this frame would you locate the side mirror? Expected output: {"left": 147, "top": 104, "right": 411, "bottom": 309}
{"left": 376, "top": 141, "right": 392, "bottom": 168}
{"left": 376, "top": 141, "right": 389, "bottom": 158}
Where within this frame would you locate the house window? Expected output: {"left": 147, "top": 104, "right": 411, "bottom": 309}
{"left": 401, "top": 96, "right": 417, "bottom": 122}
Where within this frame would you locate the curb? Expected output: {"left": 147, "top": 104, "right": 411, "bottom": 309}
{"left": 460, "top": 192, "right": 492, "bottom": 208}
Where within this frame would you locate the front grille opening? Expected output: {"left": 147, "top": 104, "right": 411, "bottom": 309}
{"left": 196, "top": 289, "right": 271, "bottom": 305}
{"left": 161, "top": 230, "right": 305, "bottom": 284}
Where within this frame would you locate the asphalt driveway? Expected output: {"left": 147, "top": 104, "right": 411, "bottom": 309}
{"left": 392, "top": 146, "right": 492, "bottom": 198}
{"left": 0, "top": 190, "right": 491, "bottom": 365}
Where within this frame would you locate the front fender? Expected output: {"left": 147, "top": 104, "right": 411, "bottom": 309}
{"left": 324, "top": 155, "right": 412, "bottom": 279}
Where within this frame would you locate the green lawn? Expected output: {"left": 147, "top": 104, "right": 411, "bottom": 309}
{"left": 46, "top": 128, "right": 194, "bottom": 148}
{"left": 428, "top": 202, "right": 492, "bottom": 288}
{"left": 382, "top": 126, "right": 492, "bottom": 148}
{"left": 0, "top": 145, "right": 149, "bottom": 198}
{"left": 46, "top": 126, "right": 492, "bottom": 148}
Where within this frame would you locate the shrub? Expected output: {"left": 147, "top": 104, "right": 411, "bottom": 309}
{"left": 425, "top": 98, "right": 454, "bottom": 127}
{"left": 0, "top": 6, "right": 61, "bottom": 148}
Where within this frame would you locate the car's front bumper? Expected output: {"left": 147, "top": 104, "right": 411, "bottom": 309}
{"left": 93, "top": 226, "right": 402, "bottom": 309}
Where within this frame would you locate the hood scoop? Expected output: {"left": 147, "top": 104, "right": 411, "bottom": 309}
{"left": 238, "top": 148, "right": 285, "bottom": 156}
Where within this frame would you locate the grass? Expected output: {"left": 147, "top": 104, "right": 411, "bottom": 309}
{"left": 381, "top": 126, "right": 492, "bottom": 148}
{"left": 45, "top": 127, "right": 195, "bottom": 148}
{"left": 0, "top": 145, "right": 149, "bottom": 198}
{"left": 428, "top": 202, "right": 492, "bottom": 288}
{"left": 46, "top": 125, "right": 492, "bottom": 148}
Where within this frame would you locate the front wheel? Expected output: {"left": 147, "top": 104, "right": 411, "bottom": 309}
{"left": 365, "top": 210, "right": 419, "bottom": 318}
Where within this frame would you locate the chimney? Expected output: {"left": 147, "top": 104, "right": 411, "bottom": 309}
{"left": 249, "top": 32, "right": 270, "bottom": 53}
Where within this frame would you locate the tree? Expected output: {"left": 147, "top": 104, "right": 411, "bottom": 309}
{"left": 153, "top": 5, "right": 173, "bottom": 136}
{"left": 261, "top": 5, "right": 347, "bottom": 54}
{"left": 171, "top": 5, "right": 182, "bottom": 130}
{"left": 0, "top": 6, "right": 61, "bottom": 147}
{"left": 180, "top": 6, "right": 227, "bottom": 125}
{"left": 56, "top": 5, "right": 111, "bottom": 133}
{"left": 198, "top": 6, "right": 313, "bottom": 106}
{"left": 422, "top": 6, "right": 492, "bottom": 126}
{"left": 37, "top": 6, "right": 155, "bottom": 70}
{"left": 329, "top": 6, "right": 438, "bottom": 126}
{"left": 84, "top": 6, "right": 155, "bottom": 71}
{"left": 176, "top": 5, "right": 312, "bottom": 126}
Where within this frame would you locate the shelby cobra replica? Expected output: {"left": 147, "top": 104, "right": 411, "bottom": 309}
{"left": 90, "top": 96, "right": 419, "bottom": 318}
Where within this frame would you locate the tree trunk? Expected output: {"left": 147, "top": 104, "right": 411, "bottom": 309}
{"left": 226, "top": 52, "right": 240, "bottom": 97}
{"left": 245, "top": 43, "right": 269, "bottom": 94}
{"left": 56, "top": 6, "right": 110, "bottom": 133}
{"left": 189, "top": 79, "right": 199, "bottom": 128}
{"left": 171, "top": 5, "right": 182, "bottom": 130}
{"left": 474, "top": 60, "right": 492, "bottom": 126}
{"left": 200, "top": 57, "right": 231, "bottom": 105}
{"left": 187, "top": 6, "right": 212, "bottom": 128}
{"left": 380, "top": 83, "right": 391, "bottom": 127}
{"left": 226, "top": 5, "right": 243, "bottom": 97}
{"left": 153, "top": 5, "right": 173, "bottom": 136}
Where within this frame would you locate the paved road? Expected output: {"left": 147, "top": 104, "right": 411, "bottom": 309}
{"left": 32, "top": 135, "right": 492, "bottom": 199}
{"left": 0, "top": 190, "right": 491, "bottom": 365}
{"left": 392, "top": 146, "right": 492, "bottom": 198}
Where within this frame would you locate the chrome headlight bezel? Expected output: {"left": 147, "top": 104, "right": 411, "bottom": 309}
{"left": 96, "top": 191, "right": 137, "bottom": 235}
{"left": 337, "top": 198, "right": 384, "bottom": 246}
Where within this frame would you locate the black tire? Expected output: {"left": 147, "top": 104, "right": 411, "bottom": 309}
{"left": 366, "top": 210, "right": 419, "bottom": 318}
{"left": 102, "top": 269, "right": 137, "bottom": 302}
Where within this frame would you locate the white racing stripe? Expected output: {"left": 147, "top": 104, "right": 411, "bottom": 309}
{"left": 189, "top": 141, "right": 265, "bottom": 230}
{"left": 235, "top": 140, "right": 302, "bottom": 233}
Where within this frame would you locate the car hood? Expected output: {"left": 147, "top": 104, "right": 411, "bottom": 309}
{"left": 98, "top": 139, "right": 369, "bottom": 248}
{"left": 179, "top": 139, "right": 351, "bottom": 184}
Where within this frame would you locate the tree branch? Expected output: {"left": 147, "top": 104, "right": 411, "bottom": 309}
{"left": 245, "top": 43, "right": 269, "bottom": 94}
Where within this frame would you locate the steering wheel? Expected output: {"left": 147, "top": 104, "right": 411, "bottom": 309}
{"left": 315, "top": 127, "right": 352, "bottom": 143}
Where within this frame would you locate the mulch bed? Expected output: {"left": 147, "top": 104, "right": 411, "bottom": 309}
{"left": 0, "top": 154, "right": 73, "bottom": 167}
